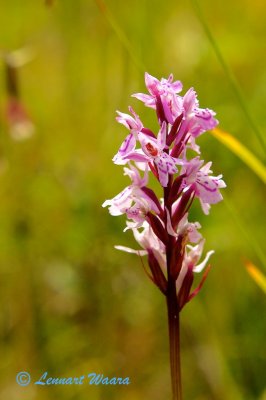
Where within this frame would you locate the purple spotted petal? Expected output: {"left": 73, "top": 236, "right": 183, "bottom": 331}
{"left": 145, "top": 72, "right": 161, "bottom": 96}
{"left": 113, "top": 133, "right": 136, "bottom": 164}
{"left": 116, "top": 107, "right": 143, "bottom": 132}
{"left": 190, "top": 108, "right": 218, "bottom": 136}
{"left": 155, "top": 152, "right": 178, "bottom": 187}
{"left": 195, "top": 174, "right": 224, "bottom": 204}
{"left": 102, "top": 187, "right": 132, "bottom": 215}
{"left": 122, "top": 149, "right": 150, "bottom": 163}
{"left": 157, "top": 122, "right": 167, "bottom": 150}
{"left": 132, "top": 93, "right": 156, "bottom": 108}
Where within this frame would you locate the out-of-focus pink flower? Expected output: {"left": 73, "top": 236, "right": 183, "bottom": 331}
{"left": 3, "top": 48, "right": 35, "bottom": 141}
{"left": 6, "top": 97, "right": 35, "bottom": 140}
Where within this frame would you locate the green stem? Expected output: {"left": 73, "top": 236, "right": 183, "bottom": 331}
{"left": 167, "top": 280, "right": 182, "bottom": 400}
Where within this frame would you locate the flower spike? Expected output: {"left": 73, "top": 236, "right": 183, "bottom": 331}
{"left": 103, "top": 72, "right": 225, "bottom": 400}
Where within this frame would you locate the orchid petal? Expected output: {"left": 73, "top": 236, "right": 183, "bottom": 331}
{"left": 193, "top": 250, "right": 215, "bottom": 273}
{"left": 166, "top": 208, "right": 177, "bottom": 237}
{"left": 115, "top": 245, "right": 147, "bottom": 256}
{"left": 157, "top": 121, "right": 167, "bottom": 150}
{"left": 113, "top": 134, "right": 136, "bottom": 164}
{"left": 176, "top": 263, "right": 188, "bottom": 294}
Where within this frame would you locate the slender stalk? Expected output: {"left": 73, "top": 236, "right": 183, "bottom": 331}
{"left": 164, "top": 174, "right": 182, "bottom": 400}
{"left": 95, "top": 0, "right": 146, "bottom": 72}
{"left": 167, "top": 280, "right": 182, "bottom": 400}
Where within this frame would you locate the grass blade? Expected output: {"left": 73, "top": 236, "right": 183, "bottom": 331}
{"left": 245, "top": 261, "right": 266, "bottom": 294}
{"left": 191, "top": 0, "right": 266, "bottom": 156}
{"left": 211, "top": 128, "right": 266, "bottom": 184}
{"left": 95, "top": 0, "right": 146, "bottom": 72}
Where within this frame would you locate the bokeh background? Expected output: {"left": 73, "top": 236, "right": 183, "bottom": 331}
{"left": 0, "top": 1, "right": 265, "bottom": 399}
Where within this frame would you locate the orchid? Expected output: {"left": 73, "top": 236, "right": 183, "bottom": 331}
{"left": 181, "top": 88, "right": 218, "bottom": 138}
{"left": 116, "top": 220, "right": 166, "bottom": 271}
{"left": 112, "top": 107, "right": 143, "bottom": 165}
{"left": 169, "top": 88, "right": 218, "bottom": 158}
{"left": 133, "top": 73, "right": 183, "bottom": 124}
{"left": 103, "top": 73, "right": 226, "bottom": 400}
{"left": 102, "top": 164, "right": 160, "bottom": 229}
{"left": 175, "top": 212, "right": 202, "bottom": 243}
{"left": 181, "top": 157, "right": 226, "bottom": 214}
{"left": 118, "top": 122, "right": 178, "bottom": 187}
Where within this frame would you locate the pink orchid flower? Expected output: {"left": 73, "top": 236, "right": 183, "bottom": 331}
{"left": 102, "top": 164, "right": 160, "bottom": 229}
{"left": 181, "top": 157, "right": 226, "bottom": 214}
{"left": 113, "top": 107, "right": 143, "bottom": 165}
{"left": 104, "top": 73, "right": 226, "bottom": 400}
{"left": 120, "top": 122, "right": 178, "bottom": 187}
{"left": 175, "top": 239, "right": 214, "bottom": 309}
{"left": 115, "top": 220, "right": 166, "bottom": 270}
{"left": 181, "top": 88, "right": 218, "bottom": 138}
{"left": 133, "top": 72, "right": 183, "bottom": 124}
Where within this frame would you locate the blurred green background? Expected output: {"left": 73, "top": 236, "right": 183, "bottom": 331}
{"left": 0, "top": 1, "right": 265, "bottom": 399}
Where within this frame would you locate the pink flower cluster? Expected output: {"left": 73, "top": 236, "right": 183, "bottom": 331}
{"left": 103, "top": 73, "right": 226, "bottom": 310}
